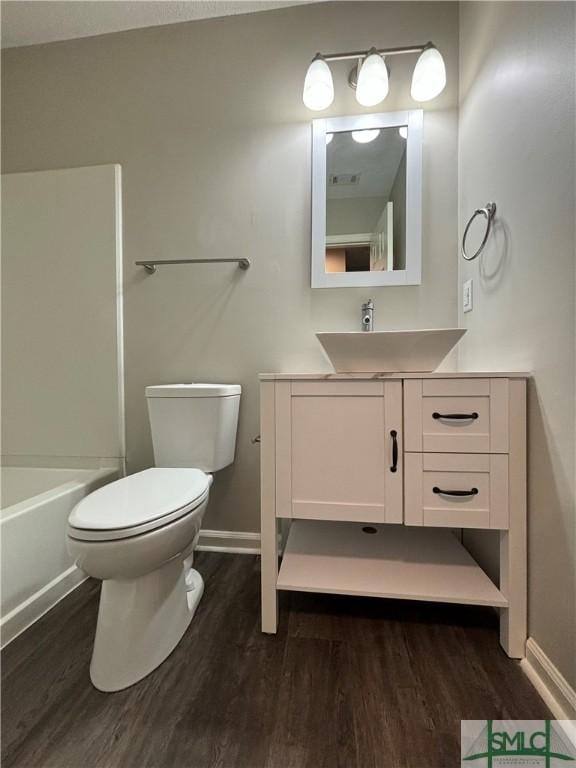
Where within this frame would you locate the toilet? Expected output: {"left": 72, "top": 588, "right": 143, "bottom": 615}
{"left": 67, "top": 383, "right": 241, "bottom": 692}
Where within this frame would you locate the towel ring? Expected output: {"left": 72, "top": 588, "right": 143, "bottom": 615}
{"left": 461, "top": 202, "right": 497, "bottom": 261}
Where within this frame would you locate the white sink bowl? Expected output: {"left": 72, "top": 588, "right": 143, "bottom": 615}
{"left": 316, "top": 329, "right": 467, "bottom": 373}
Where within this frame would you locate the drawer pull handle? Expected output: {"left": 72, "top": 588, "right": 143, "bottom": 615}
{"left": 432, "top": 412, "right": 479, "bottom": 421}
{"left": 390, "top": 430, "right": 398, "bottom": 473}
{"left": 433, "top": 486, "right": 478, "bottom": 497}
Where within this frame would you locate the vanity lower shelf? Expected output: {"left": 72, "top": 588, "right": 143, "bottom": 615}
{"left": 276, "top": 520, "right": 507, "bottom": 608}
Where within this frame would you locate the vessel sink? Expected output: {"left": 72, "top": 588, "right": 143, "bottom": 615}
{"left": 315, "top": 329, "right": 467, "bottom": 373}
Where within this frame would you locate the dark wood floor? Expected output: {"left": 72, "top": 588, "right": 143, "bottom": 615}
{"left": 2, "top": 553, "right": 548, "bottom": 768}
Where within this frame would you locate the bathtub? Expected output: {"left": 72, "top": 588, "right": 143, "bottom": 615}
{"left": 1, "top": 466, "right": 119, "bottom": 647}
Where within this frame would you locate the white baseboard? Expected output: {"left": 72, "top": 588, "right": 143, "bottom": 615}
{"left": 521, "top": 637, "right": 576, "bottom": 719}
{"left": 1, "top": 566, "right": 88, "bottom": 649}
{"left": 196, "top": 528, "right": 260, "bottom": 555}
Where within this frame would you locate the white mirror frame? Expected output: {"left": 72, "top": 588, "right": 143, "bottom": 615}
{"left": 311, "top": 110, "right": 423, "bottom": 289}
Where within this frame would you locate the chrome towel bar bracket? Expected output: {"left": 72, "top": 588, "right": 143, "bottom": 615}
{"left": 136, "top": 257, "right": 251, "bottom": 274}
{"left": 461, "top": 202, "right": 496, "bottom": 261}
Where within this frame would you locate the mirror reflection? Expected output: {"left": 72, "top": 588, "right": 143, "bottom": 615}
{"left": 325, "top": 126, "right": 407, "bottom": 274}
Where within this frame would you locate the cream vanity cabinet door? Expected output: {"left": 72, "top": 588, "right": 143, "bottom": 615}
{"left": 274, "top": 380, "right": 403, "bottom": 523}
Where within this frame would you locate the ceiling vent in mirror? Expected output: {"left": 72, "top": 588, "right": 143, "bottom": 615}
{"left": 329, "top": 173, "right": 361, "bottom": 186}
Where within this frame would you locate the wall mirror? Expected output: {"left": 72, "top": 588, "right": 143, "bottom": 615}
{"left": 311, "top": 111, "right": 423, "bottom": 288}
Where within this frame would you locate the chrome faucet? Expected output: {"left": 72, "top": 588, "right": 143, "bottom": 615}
{"left": 361, "top": 299, "right": 374, "bottom": 332}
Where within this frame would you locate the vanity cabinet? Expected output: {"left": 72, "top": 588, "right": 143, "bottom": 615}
{"left": 260, "top": 373, "right": 527, "bottom": 659}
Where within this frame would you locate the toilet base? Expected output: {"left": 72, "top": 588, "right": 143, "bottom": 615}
{"left": 90, "top": 559, "right": 203, "bottom": 692}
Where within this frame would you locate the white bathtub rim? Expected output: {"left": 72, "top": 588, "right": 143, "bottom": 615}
{"left": 1, "top": 455, "right": 124, "bottom": 470}
{"left": 3, "top": 477, "right": 95, "bottom": 522}
{"left": 1, "top": 467, "right": 118, "bottom": 522}
{"left": 0, "top": 565, "right": 88, "bottom": 649}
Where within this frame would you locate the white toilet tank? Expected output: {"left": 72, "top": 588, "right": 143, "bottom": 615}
{"left": 145, "top": 384, "right": 241, "bottom": 472}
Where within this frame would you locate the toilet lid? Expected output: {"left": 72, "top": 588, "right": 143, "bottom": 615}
{"left": 68, "top": 468, "right": 210, "bottom": 535}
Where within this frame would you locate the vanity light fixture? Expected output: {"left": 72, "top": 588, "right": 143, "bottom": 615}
{"left": 410, "top": 44, "right": 447, "bottom": 102}
{"left": 352, "top": 128, "right": 381, "bottom": 144}
{"left": 326, "top": 132, "right": 334, "bottom": 145}
{"left": 399, "top": 126, "right": 408, "bottom": 139}
{"left": 302, "top": 54, "right": 334, "bottom": 111}
{"left": 302, "top": 42, "right": 446, "bottom": 111}
{"left": 355, "top": 48, "right": 389, "bottom": 107}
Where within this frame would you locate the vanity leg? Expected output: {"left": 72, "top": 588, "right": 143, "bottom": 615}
{"left": 499, "top": 531, "right": 527, "bottom": 657}
{"left": 499, "top": 379, "right": 527, "bottom": 658}
{"left": 261, "top": 517, "right": 279, "bottom": 633}
{"left": 260, "top": 381, "right": 278, "bottom": 634}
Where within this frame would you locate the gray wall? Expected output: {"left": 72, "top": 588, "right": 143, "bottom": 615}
{"left": 1, "top": 2, "right": 459, "bottom": 533}
{"left": 458, "top": 2, "right": 576, "bottom": 688}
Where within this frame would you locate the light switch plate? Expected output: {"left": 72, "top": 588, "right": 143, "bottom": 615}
{"left": 463, "top": 279, "right": 473, "bottom": 313}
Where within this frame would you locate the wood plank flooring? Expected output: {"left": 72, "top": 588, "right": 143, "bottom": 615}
{"left": 2, "top": 553, "right": 549, "bottom": 768}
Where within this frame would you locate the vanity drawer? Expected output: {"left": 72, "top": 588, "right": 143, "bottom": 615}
{"left": 404, "top": 453, "right": 509, "bottom": 529}
{"left": 404, "top": 378, "right": 509, "bottom": 453}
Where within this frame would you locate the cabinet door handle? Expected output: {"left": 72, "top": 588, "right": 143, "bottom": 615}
{"left": 390, "top": 430, "right": 398, "bottom": 473}
{"left": 432, "top": 412, "right": 478, "bottom": 420}
{"left": 432, "top": 486, "right": 478, "bottom": 497}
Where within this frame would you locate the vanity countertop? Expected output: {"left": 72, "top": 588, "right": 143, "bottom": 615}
{"left": 259, "top": 371, "right": 530, "bottom": 381}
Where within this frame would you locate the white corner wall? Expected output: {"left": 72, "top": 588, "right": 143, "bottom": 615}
{"left": 458, "top": 2, "right": 576, "bottom": 688}
{"left": 1, "top": 165, "right": 125, "bottom": 464}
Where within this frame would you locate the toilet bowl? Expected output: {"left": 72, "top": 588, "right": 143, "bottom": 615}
{"left": 68, "top": 468, "right": 211, "bottom": 691}
{"left": 67, "top": 382, "right": 241, "bottom": 692}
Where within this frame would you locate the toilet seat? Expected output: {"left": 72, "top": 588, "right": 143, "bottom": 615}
{"left": 68, "top": 468, "right": 210, "bottom": 542}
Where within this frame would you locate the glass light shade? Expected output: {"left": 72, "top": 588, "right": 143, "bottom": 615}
{"left": 399, "top": 126, "right": 408, "bottom": 139}
{"left": 303, "top": 57, "right": 334, "bottom": 111}
{"left": 325, "top": 133, "right": 334, "bottom": 145}
{"left": 356, "top": 51, "right": 389, "bottom": 107}
{"left": 352, "top": 129, "right": 381, "bottom": 144}
{"left": 411, "top": 46, "right": 447, "bottom": 102}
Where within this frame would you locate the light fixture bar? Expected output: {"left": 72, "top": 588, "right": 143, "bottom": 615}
{"left": 322, "top": 43, "right": 429, "bottom": 63}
